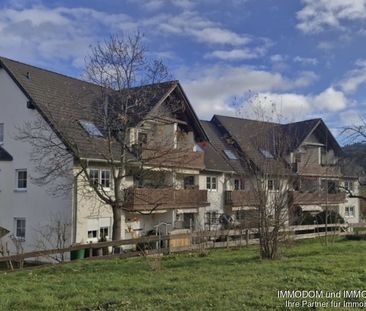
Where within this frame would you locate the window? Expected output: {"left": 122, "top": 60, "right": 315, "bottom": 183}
{"left": 206, "top": 176, "right": 217, "bottom": 191}
{"left": 89, "top": 169, "right": 99, "bottom": 187}
{"left": 101, "top": 170, "right": 111, "bottom": 189}
{"left": 79, "top": 120, "right": 103, "bottom": 137}
{"left": 321, "top": 180, "right": 338, "bottom": 194}
{"left": 344, "top": 181, "right": 354, "bottom": 192}
{"left": 234, "top": 178, "right": 245, "bottom": 190}
{"left": 14, "top": 218, "right": 26, "bottom": 239}
{"left": 99, "top": 227, "right": 109, "bottom": 239}
{"left": 260, "top": 149, "right": 274, "bottom": 159}
{"left": 268, "top": 179, "right": 280, "bottom": 191}
{"left": 224, "top": 149, "right": 238, "bottom": 160}
{"left": 184, "top": 176, "right": 195, "bottom": 189}
{"left": 16, "top": 169, "right": 27, "bottom": 190}
{"left": 89, "top": 169, "right": 111, "bottom": 190}
{"left": 294, "top": 153, "right": 302, "bottom": 163}
{"left": 0, "top": 123, "right": 3, "bottom": 145}
{"left": 205, "top": 211, "right": 218, "bottom": 228}
{"left": 345, "top": 206, "right": 355, "bottom": 218}
{"left": 88, "top": 230, "right": 97, "bottom": 238}
{"left": 138, "top": 132, "right": 147, "bottom": 145}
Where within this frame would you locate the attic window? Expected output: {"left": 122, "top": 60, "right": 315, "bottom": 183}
{"left": 260, "top": 149, "right": 274, "bottom": 159}
{"left": 79, "top": 120, "right": 103, "bottom": 137}
{"left": 224, "top": 149, "right": 238, "bottom": 160}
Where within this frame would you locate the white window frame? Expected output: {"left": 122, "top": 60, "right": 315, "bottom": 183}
{"left": 0, "top": 123, "right": 4, "bottom": 145}
{"left": 206, "top": 176, "right": 217, "bottom": 191}
{"left": 14, "top": 218, "right": 26, "bottom": 240}
{"left": 344, "top": 180, "right": 354, "bottom": 192}
{"left": 89, "top": 169, "right": 99, "bottom": 187}
{"left": 15, "top": 169, "right": 27, "bottom": 191}
{"left": 345, "top": 206, "right": 355, "bottom": 218}
{"left": 101, "top": 170, "right": 111, "bottom": 190}
{"left": 88, "top": 169, "right": 111, "bottom": 191}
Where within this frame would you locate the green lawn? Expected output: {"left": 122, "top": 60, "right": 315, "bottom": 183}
{"left": 1, "top": 238, "right": 366, "bottom": 310}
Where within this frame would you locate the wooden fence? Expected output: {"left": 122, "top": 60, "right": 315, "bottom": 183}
{"left": 0, "top": 224, "right": 349, "bottom": 271}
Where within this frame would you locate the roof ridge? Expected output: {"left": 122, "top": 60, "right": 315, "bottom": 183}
{"left": 0, "top": 56, "right": 100, "bottom": 88}
{"left": 0, "top": 56, "right": 178, "bottom": 91}
{"left": 213, "top": 114, "right": 280, "bottom": 125}
{"left": 284, "top": 118, "right": 322, "bottom": 126}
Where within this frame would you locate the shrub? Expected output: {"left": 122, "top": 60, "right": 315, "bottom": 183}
{"left": 315, "top": 210, "right": 345, "bottom": 225}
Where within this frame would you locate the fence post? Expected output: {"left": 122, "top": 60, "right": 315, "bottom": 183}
{"left": 246, "top": 229, "right": 249, "bottom": 246}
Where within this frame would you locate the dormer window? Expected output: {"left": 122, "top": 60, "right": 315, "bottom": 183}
{"left": 79, "top": 120, "right": 103, "bottom": 137}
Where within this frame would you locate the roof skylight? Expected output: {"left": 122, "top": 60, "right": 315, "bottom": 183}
{"left": 224, "top": 149, "right": 238, "bottom": 160}
{"left": 79, "top": 120, "right": 103, "bottom": 137}
{"left": 260, "top": 149, "right": 274, "bottom": 159}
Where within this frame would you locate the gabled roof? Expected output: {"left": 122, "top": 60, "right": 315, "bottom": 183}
{"left": 210, "top": 115, "right": 343, "bottom": 176}
{"left": 0, "top": 146, "right": 13, "bottom": 161}
{"left": 281, "top": 118, "right": 321, "bottom": 150}
{"left": 212, "top": 115, "right": 292, "bottom": 175}
{"left": 0, "top": 56, "right": 204, "bottom": 160}
{"left": 200, "top": 120, "right": 236, "bottom": 173}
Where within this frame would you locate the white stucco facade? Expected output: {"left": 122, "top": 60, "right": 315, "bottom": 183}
{"left": 0, "top": 68, "right": 73, "bottom": 252}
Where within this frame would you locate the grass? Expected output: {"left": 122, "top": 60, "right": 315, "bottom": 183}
{"left": 1, "top": 238, "right": 366, "bottom": 310}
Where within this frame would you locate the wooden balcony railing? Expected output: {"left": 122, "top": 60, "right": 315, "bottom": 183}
{"left": 296, "top": 163, "right": 342, "bottom": 177}
{"left": 290, "top": 191, "right": 346, "bottom": 205}
{"left": 125, "top": 188, "right": 209, "bottom": 211}
{"left": 141, "top": 148, "right": 205, "bottom": 170}
{"left": 224, "top": 190, "right": 259, "bottom": 207}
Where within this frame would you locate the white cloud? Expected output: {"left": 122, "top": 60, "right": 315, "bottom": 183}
{"left": 297, "top": 0, "right": 366, "bottom": 34}
{"left": 180, "top": 65, "right": 318, "bottom": 119}
{"left": 339, "top": 59, "right": 366, "bottom": 93}
{"left": 0, "top": 6, "right": 135, "bottom": 67}
{"left": 157, "top": 11, "right": 252, "bottom": 46}
{"left": 205, "top": 47, "right": 267, "bottom": 60}
{"left": 313, "top": 87, "right": 348, "bottom": 111}
{"left": 270, "top": 54, "right": 285, "bottom": 62}
{"left": 240, "top": 87, "right": 348, "bottom": 122}
{"left": 293, "top": 56, "right": 318, "bottom": 65}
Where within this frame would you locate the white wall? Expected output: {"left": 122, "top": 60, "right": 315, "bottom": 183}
{"left": 0, "top": 68, "right": 73, "bottom": 253}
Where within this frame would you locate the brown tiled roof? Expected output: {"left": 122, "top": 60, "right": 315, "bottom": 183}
{"left": 209, "top": 115, "right": 343, "bottom": 176}
{"left": 0, "top": 146, "right": 13, "bottom": 161}
{"left": 200, "top": 120, "right": 235, "bottom": 172}
{"left": 0, "top": 56, "right": 177, "bottom": 160}
{"left": 212, "top": 115, "right": 292, "bottom": 175}
{"left": 200, "top": 120, "right": 243, "bottom": 173}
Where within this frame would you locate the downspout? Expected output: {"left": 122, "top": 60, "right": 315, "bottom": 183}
{"left": 72, "top": 173, "right": 78, "bottom": 244}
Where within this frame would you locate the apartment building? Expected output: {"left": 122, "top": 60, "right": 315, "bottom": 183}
{"left": 0, "top": 56, "right": 361, "bottom": 252}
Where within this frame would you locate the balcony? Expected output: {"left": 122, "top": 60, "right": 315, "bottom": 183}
{"left": 224, "top": 190, "right": 259, "bottom": 207}
{"left": 290, "top": 191, "right": 346, "bottom": 205}
{"left": 141, "top": 148, "right": 205, "bottom": 170}
{"left": 125, "top": 187, "right": 209, "bottom": 211}
{"left": 296, "top": 163, "right": 341, "bottom": 177}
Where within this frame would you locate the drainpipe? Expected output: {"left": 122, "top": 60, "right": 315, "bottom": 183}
{"left": 72, "top": 173, "right": 78, "bottom": 244}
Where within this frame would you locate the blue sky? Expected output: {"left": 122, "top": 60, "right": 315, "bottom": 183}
{"left": 1, "top": 0, "right": 366, "bottom": 136}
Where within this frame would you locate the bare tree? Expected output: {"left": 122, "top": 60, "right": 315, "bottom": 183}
{"left": 230, "top": 96, "right": 344, "bottom": 258}
{"left": 33, "top": 214, "right": 71, "bottom": 262}
{"left": 16, "top": 32, "right": 199, "bottom": 242}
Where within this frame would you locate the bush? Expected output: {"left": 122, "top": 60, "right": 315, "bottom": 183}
{"left": 345, "top": 233, "right": 366, "bottom": 240}
{"left": 300, "top": 213, "right": 316, "bottom": 225}
{"left": 315, "top": 210, "right": 345, "bottom": 225}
